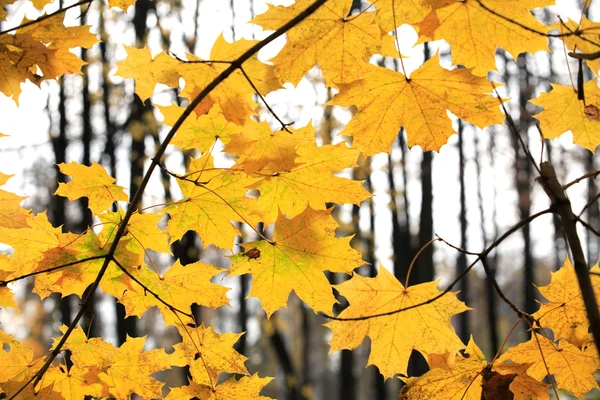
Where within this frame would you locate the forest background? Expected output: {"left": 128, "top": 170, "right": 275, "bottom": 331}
{"left": 0, "top": 0, "right": 599, "bottom": 399}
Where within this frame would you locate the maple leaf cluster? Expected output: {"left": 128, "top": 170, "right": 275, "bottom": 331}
{"left": 1, "top": 0, "right": 600, "bottom": 399}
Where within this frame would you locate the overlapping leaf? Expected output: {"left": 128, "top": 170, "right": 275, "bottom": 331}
{"left": 400, "top": 337, "right": 486, "bottom": 400}
{"left": 249, "top": 142, "right": 370, "bottom": 224}
{"left": 118, "top": 260, "right": 229, "bottom": 325}
{"left": 497, "top": 333, "right": 599, "bottom": 398}
{"left": 533, "top": 258, "right": 600, "bottom": 347}
{"left": 165, "top": 154, "right": 260, "bottom": 249}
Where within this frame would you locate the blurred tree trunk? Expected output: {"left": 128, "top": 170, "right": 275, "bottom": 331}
{"left": 456, "top": 121, "right": 469, "bottom": 343}
{"left": 586, "top": 152, "right": 599, "bottom": 265}
{"left": 514, "top": 54, "right": 535, "bottom": 315}
{"left": 116, "top": 0, "right": 157, "bottom": 344}
{"left": 477, "top": 131, "right": 499, "bottom": 355}
{"left": 389, "top": 129, "right": 413, "bottom": 285}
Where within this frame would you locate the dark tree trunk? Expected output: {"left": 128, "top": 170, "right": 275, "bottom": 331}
{"left": 456, "top": 121, "right": 469, "bottom": 343}
{"left": 514, "top": 54, "right": 535, "bottom": 315}
{"left": 477, "top": 130, "right": 499, "bottom": 355}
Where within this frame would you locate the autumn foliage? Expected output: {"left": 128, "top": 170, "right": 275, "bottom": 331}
{"left": 1, "top": 0, "right": 600, "bottom": 399}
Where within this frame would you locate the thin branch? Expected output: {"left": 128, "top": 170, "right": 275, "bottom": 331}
{"left": 322, "top": 208, "right": 552, "bottom": 322}
{"left": 0, "top": 255, "right": 107, "bottom": 286}
{"left": 239, "top": 65, "right": 293, "bottom": 132}
{"left": 577, "top": 216, "right": 600, "bottom": 237}
{"left": 578, "top": 191, "right": 600, "bottom": 218}
{"left": 491, "top": 83, "right": 542, "bottom": 176}
{"left": 436, "top": 235, "right": 529, "bottom": 319}
{"left": 0, "top": 0, "right": 94, "bottom": 36}
{"left": 563, "top": 170, "right": 600, "bottom": 190}
{"left": 111, "top": 258, "right": 194, "bottom": 319}
{"left": 169, "top": 52, "right": 234, "bottom": 64}
{"left": 9, "top": 1, "right": 330, "bottom": 396}
{"left": 481, "top": 256, "right": 527, "bottom": 319}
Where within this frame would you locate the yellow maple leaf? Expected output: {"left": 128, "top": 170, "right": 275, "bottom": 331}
{"left": 178, "top": 35, "right": 280, "bottom": 125}
{"left": 556, "top": 17, "right": 600, "bottom": 75}
{"left": 166, "top": 154, "right": 260, "bottom": 249}
{"left": 118, "top": 260, "right": 229, "bottom": 326}
{"left": 54, "top": 161, "right": 128, "bottom": 216}
{"left": 115, "top": 46, "right": 180, "bottom": 101}
{"left": 18, "top": 16, "right": 99, "bottom": 50}
{"left": 533, "top": 257, "right": 600, "bottom": 347}
{"left": 58, "top": 326, "right": 118, "bottom": 372}
{"left": 0, "top": 172, "right": 28, "bottom": 228}
{"left": 326, "top": 266, "right": 469, "bottom": 378}
{"left": 108, "top": 0, "right": 136, "bottom": 10}
{"left": 490, "top": 362, "right": 550, "bottom": 400}
{"left": 160, "top": 104, "right": 242, "bottom": 152}
{"left": 225, "top": 122, "right": 314, "bottom": 174}
{"left": 331, "top": 55, "right": 504, "bottom": 154}
{"left": 95, "top": 336, "right": 171, "bottom": 400}
{"left": 418, "top": 0, "right": 552, "bottom": 75}
{"left": 375, "top": 0, "right": 452, "bottom": 33}
{"left": 166, "top": 374, "right": 273, "bottom": 400}
{"left": 400, "top": 337, "right": 486, "bottom": 400}
{"left": 252, "top": 0, "right": 382, "bottom": 85}
{"left": 0, "top": 211, "right": 60, "bottom": 275}
{"left": 228, "top": 206, "right": 363, "bottom": 317}
{"left": 41, "top": 365, "right": 106, "bottom": 400}
{"left": 249, "top": 142, "right": 370, "bottom": 224}
{"left": 0, "top": 334, "right": 36, "bottom": 384}
{"left": 170, "top": 323, "right": 249, "bottom": 388}
{"left": 0, "top": 19, "right": 96, "bottom": 101}
{"left": 32, "top": 229, "right": 139, "bottom": 299}
{"left": 497, "top": 332, "right": 598, "bottom": 398}
{"left": 99, "top": 208, "right": 171, "bottom": 254}
{"left": 531, "top": 79, "right": 600, "bottom": 151}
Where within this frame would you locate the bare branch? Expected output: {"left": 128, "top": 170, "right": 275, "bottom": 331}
{"left": 0, "top": 255, "right": 107, "bottom": 286}
{"left": 562, "top": 170, "right": 600, "bottom": 191}
{"left": 322, "top": 208, "right": 552, "bottom": 322}
{"left": 111, "top": 258, "right": 195, "bottom": 319}
{"left": 239, "top": 65, "right": 293, "bottom": 133}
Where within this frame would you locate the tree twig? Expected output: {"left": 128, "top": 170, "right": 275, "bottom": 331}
{"left": 111, "top": 257, "right": 195, "bottom": 319}
{"left": 0, "top": 255, "right": 107, "bottom": 286}
{"left": 563, "top": 170, "right": 600, "bottom": 191}
{"left": 239, "top": 65, "right": 293, "bottom": 132}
